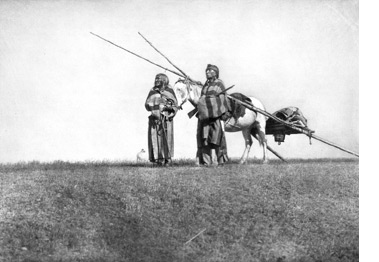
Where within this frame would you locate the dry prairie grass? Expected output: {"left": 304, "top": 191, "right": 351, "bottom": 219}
{"left": 0, "top": 159, "right": 358, "bottom": 261}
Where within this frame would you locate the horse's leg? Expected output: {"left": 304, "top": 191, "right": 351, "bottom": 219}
{"left": 251, "top": 122, "right": 269, "bottom": 164}
{"left": 240, "top": 128, "right": 253, "bottom": 164}
{"left": 257, "top": 129, "right": 269, "bottom": 164}
{"left": 195, "top": 148, "right": 201, "bottom": 166}
{"left": 211, "top": 149, "right": 217, "bottom": 165}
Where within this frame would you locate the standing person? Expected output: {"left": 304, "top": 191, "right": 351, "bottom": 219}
{"left": 145, "top": 73, "right": 178, "bottom": 166}
{"left": 196, "top": 64, "right": 231, "bottom": 166}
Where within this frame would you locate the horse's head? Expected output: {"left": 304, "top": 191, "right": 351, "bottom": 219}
{"left": 173, "top": 78, "right": 203, "bottom": 108}
{"left": 173, "top": 79, "right": 189, "bottom": 108}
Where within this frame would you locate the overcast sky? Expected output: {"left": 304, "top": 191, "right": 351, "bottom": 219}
{"left": 0, "top": 0, "right": 359, "bottom": 163}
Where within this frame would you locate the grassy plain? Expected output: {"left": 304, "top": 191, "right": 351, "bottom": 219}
{"left": 0, "top": 159, "right": 358, "bottom": 262}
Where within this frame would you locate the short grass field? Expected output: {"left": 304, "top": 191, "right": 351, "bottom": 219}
{"left": 0, "top": 159, "right": 358, "bottom": 262}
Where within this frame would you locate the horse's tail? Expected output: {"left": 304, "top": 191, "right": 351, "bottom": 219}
{"left": 250, "top": 124, "right": 267, "bottom": 147}
{"left": 251, "top": 131, "right": 263, "bottom": 147}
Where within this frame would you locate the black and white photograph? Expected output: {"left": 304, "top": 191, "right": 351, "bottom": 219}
{"left": 1, "top": 0, "right": 361, "bottom": 261}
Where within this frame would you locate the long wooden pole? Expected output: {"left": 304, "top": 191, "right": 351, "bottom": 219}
{"left": 90, "top": 32, "right": 185, "bottom": 78}
{"left": 138, "top": 32, "right": 199, "bottom": 83}
{"left": 267, "top": 145, "right": 287, "bottom": 162}
{"left": 227, "top": 95, "right": 359, "bottom": 158}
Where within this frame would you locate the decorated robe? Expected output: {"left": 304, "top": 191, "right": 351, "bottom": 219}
{"left": 197, "top": 79, "right": 230, "bottom": 150}
{"left": 145, "top": 86, "right": 178, "bottom": 163}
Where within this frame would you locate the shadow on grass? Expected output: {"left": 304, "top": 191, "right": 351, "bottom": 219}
{"left": 87, "top": 190, "right": 177, "bottom": 261}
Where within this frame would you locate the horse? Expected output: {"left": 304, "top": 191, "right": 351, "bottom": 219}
{"left": 173, "top": 79, "right": 268, "bottom": 164}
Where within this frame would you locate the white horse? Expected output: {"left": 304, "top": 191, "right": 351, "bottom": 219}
{"left": 173, "top": 79, "right": 268, "bottom": 164}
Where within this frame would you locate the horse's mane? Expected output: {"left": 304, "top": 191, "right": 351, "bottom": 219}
{"left": 174, "top": 79, "right": 184, "bottom": 84}
{"left": 228, "top": 93, "right": 252, "bottom": 120}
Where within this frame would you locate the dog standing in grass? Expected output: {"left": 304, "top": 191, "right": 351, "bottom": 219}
{"left": 137, "top": 149, "right": 147, "bottom": 163}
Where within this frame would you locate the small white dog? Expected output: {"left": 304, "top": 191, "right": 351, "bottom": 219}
{"left": 136, "top": 149, "right": 146, "bottom": 163}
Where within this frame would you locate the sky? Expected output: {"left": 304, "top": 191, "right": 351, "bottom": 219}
{"left": 0, "top": 0, "right": 359, "bottom": 163}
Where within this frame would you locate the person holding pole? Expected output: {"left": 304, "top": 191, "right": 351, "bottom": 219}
{"left": 145, "top": 73, "right": 178, "bottom": 166}
{"left": 196, "top": 64, "right": 231, "bottom": 166}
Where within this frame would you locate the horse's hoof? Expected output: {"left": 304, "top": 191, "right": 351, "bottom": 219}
{"left": 262, "top": 160, "right": 269, "bottom": 164}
